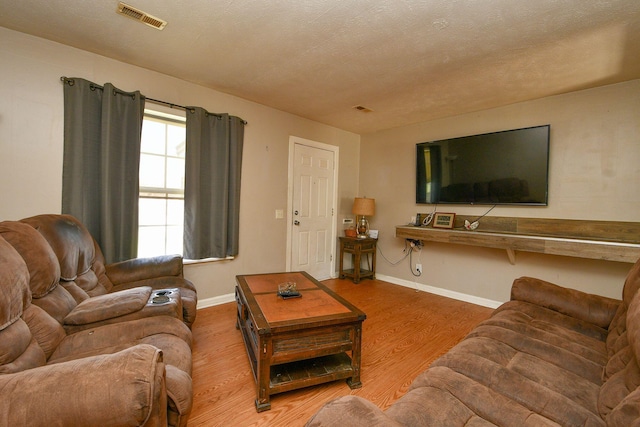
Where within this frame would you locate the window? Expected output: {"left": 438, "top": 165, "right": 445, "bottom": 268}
{"left": 138, "top": 110, "right": 186, "bottom": 257}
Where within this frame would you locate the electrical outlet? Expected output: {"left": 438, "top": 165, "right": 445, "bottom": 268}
{"left": 416, "top": 263, "right": 422, "bottom": 273}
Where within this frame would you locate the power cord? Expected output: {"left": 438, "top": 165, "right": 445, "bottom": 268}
{"left": 424, "top": 204, "right": 437, "bottom": 226}
{"left": 377, "top": 239, "right": 423, "bottom": 282}
{"left": 377, "top": 240, "right": 411, "bottom": 266}
{"left": 413, "top": 204, "right": 437, "bottom": 227}
{"left": 460, "top": 204, "right": 497, "bottom": 230}
{"left": 421, "top": 212, "right": 434, "bottom": 227}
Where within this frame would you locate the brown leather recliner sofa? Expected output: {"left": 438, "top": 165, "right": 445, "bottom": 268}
{"left": 307, "top": 258, "right": 640, "bottom": 426}
{"left": 18, "top": 214, "right": 198, "bottom": 329}
{"left": 0, "top": 217, "right": 197, "bottom": 426}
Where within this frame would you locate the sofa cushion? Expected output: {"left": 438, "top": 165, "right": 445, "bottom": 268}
{"left": 481, "top": 304, "right": 608, "bottom": 380}
{"left": 598, "top": 285, "right": 640, "bottom": 423}
{"left": 622, "top": 260, "right": 640, "bottom": 308}
{"left": 604, "top": 259, "right": 640, "bottom": 385}
{"left": 468, "top": 322, "right": 605, "bottom": 385}
{"left": 21, "top": 214, "right": 105, "bottom": 296}
{"left": 0, "top": 236, "right": 30, "bottom": 330}
{"left": 424, "top": 337, "right": 604, "bottom": 426}
{"left": 22, "top": 304, "right": 66, "bottom": 360}
{"left": 49, "top": 315, "right": 192, "bottom": 374}
{"left": 63, "top": 286, "right": 152, "bottom": 326}
{"left": 306, "top": 395, "right": 404, "bottom": 427}
{"left": 607, "top": 260, "right": 640, "bottom": 349}
{"left": 0, "top": 319, "right": 46, "bottom": 374}
{"left": 0, "top": 221, "right": 60, "bottom": 299}
{"left": 0, "top": 344, "right": 167, "bottom": 427}
{"left": 387, "top": 386, "right": 498, "bottom": 426}
{"left": 0, "top": 236, "right": 48, "bottom": 374}
{"left": 401, "top": 367, "right": 565, "bottom": 426}
{"left": 599, "top": 357, "right": 640, "bottom": 424}
{"left": 0, "top": 220, "right": 88, "bottom": 324}
{"left": 27, "top": 285, "right": 78, "bottom": 326}
{"left": 510, "top": 276, "right": 619, "bottom": 330}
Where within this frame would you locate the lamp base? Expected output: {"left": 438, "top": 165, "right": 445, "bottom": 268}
{"left": 356, "top": 216, "right": 369, "bottom": 239}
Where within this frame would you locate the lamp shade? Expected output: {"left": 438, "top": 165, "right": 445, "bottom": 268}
{"left": 352, "top": 197, "right": 375, "bottom": 216}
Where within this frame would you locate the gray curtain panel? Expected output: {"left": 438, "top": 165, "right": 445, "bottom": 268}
{"left": 184, "top": 107, "right": 244, "bottom": 260}
{"left": 61, "top": 78, "right": 145, "bottom": 263}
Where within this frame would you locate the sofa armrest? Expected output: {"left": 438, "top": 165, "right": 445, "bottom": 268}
{"left": 511, "top": 276, "right": 621, "bottom": 329}
{"left": 166, "top": 365, "right": 193, "bottom": 427}
{"left": 106, "top": 254, "right": 184, "bottom": 285}
{"left": 305, "top": 396, "right": 403, "bottom": 427}
{"left": 63, "top": 286, "right": 152, "bottom": 325}
{"left": 0, "top": 344, "right": 167, "bottom": 427}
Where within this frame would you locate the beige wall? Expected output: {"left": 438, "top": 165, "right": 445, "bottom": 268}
{"left": 0, "top": 27, "right": 360, "bottom": 300}
{"left": 360, "top": 79, "right": 640, "bottom": 302}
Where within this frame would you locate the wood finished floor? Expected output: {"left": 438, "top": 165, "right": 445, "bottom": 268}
{"left": 189, "top": 278, "right": 493, "bottom": 426}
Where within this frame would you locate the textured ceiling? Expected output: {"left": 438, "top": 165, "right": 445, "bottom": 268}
{"left": 1, "top": 0, "right": 639, "bottom": 134}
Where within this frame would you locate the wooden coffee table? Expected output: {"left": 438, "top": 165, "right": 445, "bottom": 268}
{"left": 235, "top": 271, "right": 366, "bottom": 412}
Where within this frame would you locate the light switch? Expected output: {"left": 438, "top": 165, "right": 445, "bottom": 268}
{"left": 275, "top": 209, "right": 284, "bottom": 219}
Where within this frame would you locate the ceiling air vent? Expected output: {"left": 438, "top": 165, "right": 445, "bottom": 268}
{"left": 117, "top": 2, "right": 167, "bottom": 30}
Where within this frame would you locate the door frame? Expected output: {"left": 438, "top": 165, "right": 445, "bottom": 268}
{"left": 286, "top": 136, "right": 339, "bottom": 278}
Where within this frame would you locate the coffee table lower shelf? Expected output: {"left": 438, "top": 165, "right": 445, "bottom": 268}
{"left": 270, "top": 352, "right": 357, "bottom": 394}
{"left": 240, "top": 327, "right": 362, "bottom": 412}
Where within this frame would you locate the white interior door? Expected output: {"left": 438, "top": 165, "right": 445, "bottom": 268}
{"left": 288, "top": 139, "right": 337, "bottom": 280}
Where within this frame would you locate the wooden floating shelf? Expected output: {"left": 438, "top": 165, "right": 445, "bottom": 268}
{"left": 396, "top": 216, "right": 640, "bottom": 264}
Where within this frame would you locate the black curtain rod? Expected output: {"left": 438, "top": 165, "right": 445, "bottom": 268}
{"left": 60, "top": 77, "right": 247, "bottom": 124}
{"left": 145, "top": 97, "right": 193, "bottom": 112}
{"left": 146, "top": 97, "right": 247, "bottom": 125}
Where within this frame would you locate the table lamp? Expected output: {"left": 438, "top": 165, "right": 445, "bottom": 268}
{"left": 352, "top": 197, "right": 375, "bottom": 238}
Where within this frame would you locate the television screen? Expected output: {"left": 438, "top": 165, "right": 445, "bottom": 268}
{"left": 416, "top": 125, "right": 550, "bottom": 205}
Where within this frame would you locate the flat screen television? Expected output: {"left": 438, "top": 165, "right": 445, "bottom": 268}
{"left": 416, "top": 125, "right": 550, "bottom": 205}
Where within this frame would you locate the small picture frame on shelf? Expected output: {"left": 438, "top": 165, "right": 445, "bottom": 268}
{"left": 432, "top": 212, "right": 456, "bottom": 229}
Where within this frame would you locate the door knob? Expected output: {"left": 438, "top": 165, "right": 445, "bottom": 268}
{"left": 294, "top": 220, "right": 300, "bottom": 226}
{"left": 294, "top": 210, "right": 299, "bottom": 215}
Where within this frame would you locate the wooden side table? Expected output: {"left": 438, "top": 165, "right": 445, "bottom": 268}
{"left": 339, "top": 237, "right": 377, "bottom": 283}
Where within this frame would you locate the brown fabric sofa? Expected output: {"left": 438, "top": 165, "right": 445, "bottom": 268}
{"left": 307, "top": 258, "right": 640, "bottom": 426}
{"left": 0, "top": 220, "right": 195, "bottom": 426}
{"left": 18, "top": 214, "right": 197, "bottom": 328}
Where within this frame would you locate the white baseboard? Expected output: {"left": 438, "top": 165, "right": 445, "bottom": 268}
{"left": 375, "top": 274, "right": 502, "bottom": 309}
{"left": 197, "top": 293, "right": 235, "bottom": 309}
{"left": 195, "top": 276, "right": 502, "bottom": 310}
